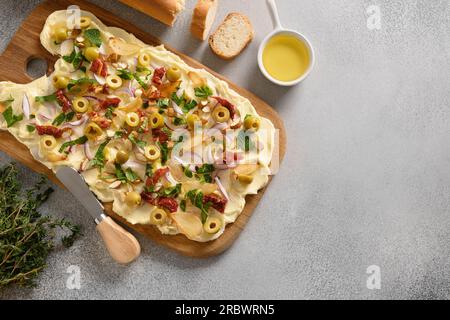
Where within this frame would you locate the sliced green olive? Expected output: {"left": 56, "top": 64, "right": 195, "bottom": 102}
{"left": 72, "top": 97, "right": 89, "bottom": 113}
{"left": 138, "top": 53, "right": 151, "bottom": 67}
{"left": 54, "top": 26, "right": 68, "bottom": 43}
{"left": 149, "top": 112, "right": 164, "bottom": 129}
{"left": 125, "top": 191, "right": 141, "bottom": 207}
{"left": 106, "top": 75, "right": 123, "bottom": 89}
{"left": 40, "top": 135, "right": 57, "bottom": 151}
{"left": 144, "top": 145, "right": 161, "bottom": 161}
{"left": 150, "top": 208, "right": 167, "bottom": 225}
{"left": 203, "top": 217, "right": 222, "bottom": 234}
{"left": 244, "top": 115, "right": 261, "bottom": 131}
{"left": 212, "top": 105, "right": 230, "bottom": 123}
{"left": 84, "top": 122, "right": 103, "bottom": 140}
{"left": 166, "top": 67, "right": 181, "bottom": 82}
{"left": 84, "top": 46, "right": 99, "bottom": 62}
{"left": 186, "top": 114, "right": 200, "bottom": 130}
{"left": 115, "top": 150, "right": 129, "bottom": 164}
{"left": 125, "top": 112, "right": 140, "bottom": 127}
{"left": 79, "top": 16, "right": 91, "bottom": 29}
{"left": 52, "top": 75, "right": 69, "bottom": 89}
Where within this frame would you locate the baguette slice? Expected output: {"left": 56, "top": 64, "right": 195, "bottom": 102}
{"left": 119, "top": 0, "right": 185, "bottom": 26}
{"left": 190, "top": 0, "right": 219, "bottom": 41}
{"left": 209, "top": 13, "right": 254, "bottom": 60}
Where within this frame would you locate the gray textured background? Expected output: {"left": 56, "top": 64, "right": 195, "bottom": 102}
{"left": 1, "top": 0, "right": 449, "bottom": 300}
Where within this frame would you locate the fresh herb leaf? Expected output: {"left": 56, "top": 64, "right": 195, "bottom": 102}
{"left": 58, "top": 135, "right": 88, "bottom": 153}
{"left": 173, "top": 117, "right": 186, "bottom": 126}
{"left": 35, "top": 93, "right": 56, "bottom": 103}
{"left": 184, "top": 189, "right": 209, "bottom": 223}
{"left": 67, "top": 77, "right": 94, "bottom": 91}
{"left": 2, "top": 106, "right": 23, "bottom": 128}
{"left": 182, "top": 99, "right": 197, "bottom": 113}
{"left": 124, "top": 168, "right": 138, "bottom": 182}
{"left": 26, "top": 125, "right": 35, "bottom": 132}
{"left": 0, "top": 163, "right": 81, "bottom": 288}
{"left": 157, "top": 98, "right": 170, "bottom": 109}
{"left": 184, "top": 166, "right": 193, "bottom": 178}
{"left": 52, "top": 112, "right": 66, "bottom": 126}
{"left": 161, "top": 183, "right": 181, "bottom": 197}
{"left": 92, "top": 139, "right": 109, "bottom": 168}
{"left": 196, "top": 164, "right": 214, "bottom": 174}
{"left": 117, "top": 69, "right": 134, "bottom": 80}
{"left": 128, "top": 133, "right": 147, "bottom": 149}
{"left": 157, "top": 141, "right": 169, "bottom": 164}
{"left": 84, "top": 28, "right": 102, "bottom": 47}
{"left": 133, "top": 73, "right": 148, "bottom": 90}
{"left": 114, "top": 130, "right": 125, "bottom": 139}
{"left": 105, "top": 107, "right": 114, "bottom": 119}
{"left": 194, "top": 86, "right": 213, "bottom": 98}
{"left": 63, "top": 50, "right": 85, "bottom": 69}
{"left": 145, "top": 163, "right": 153, "bottom": 177}
{"left": 180, "top": 199, "right": 186, "bottom": 211}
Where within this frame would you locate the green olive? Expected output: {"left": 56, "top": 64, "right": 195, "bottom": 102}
{"left": 72, "top": 97, "right": 89, "bottom": 113}
{"left": 79, "top": 16, "right": 91, "bottom": 29}
{"left": 52, "top": 75, "right": 69, "bottom": 89}
{"left": 244, "top": 115, "right": 261, "bottom": 131}
{"left": 212, "top": 106, "right": 230, "bottom": 123}
{"left": 144, "top": 145, "right": 161, "bottom": 161}
{"left": 115, "top": 150, "right": 129, "bottom": 164}
{"left": 138, "top": 53, "right": 151, "bottom": 67}
{"left": 149, "top": 112, "right": 164, "bottom": 129}
{"left": 203, "top": 217, "right": 222, "bottom": 234}
{"left": 54, "top": 26, "right": 68, "bottom": 43}
{"left": 84, "top": 47, "right": 99, "bottom": 62}
{"left": 84, "top": 122, "right": 103, "bottom": 140}
{"left": 186, "top": 114, "right": 200, "bottom": 130}
{"left": 166, "top": 67, "right": 181, "bottom": 82}
{"left": 150, "top": 208, "right": 167, "bottom": 225}
{"left": 125, "top": 191, "right": 141, "bottom": 207}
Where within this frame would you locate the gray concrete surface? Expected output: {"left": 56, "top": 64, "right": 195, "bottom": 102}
{"left": 1, "top": 0, "right": 449, "bottom": 299}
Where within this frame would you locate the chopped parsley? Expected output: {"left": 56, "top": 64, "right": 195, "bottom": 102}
{"left": 83, "top": 28, "right": 102, "bottom": 47}
{"left": 59, "top": 135, "right": 88, "bottom": 153}
{"left": 194, "top": 86, "right": 213, "bottom": 98}
{"left": 92, "top": 139, "right": 109, "bottom": 168}
{"left": 128, "top": 133, "right": 147, "bottom": 149}
{"left": 171, "top": 92, "right": 197, "bottom": 113}
{"left": 35, "top": 93, "right": 56, "bottom": 103}
{"left": 105, "top": 107, "right": 114, "bottom": 119}
{"left": 173, "top": 117, "right": 186, "bottom": 126}
{"left": 52, "top": 111, "right": 75, "bottom": 126}
{"left": 63, "top": 49, "right": 85, "bottom": 69}
{"left": 185, "top": 189, "right": 211, "bottom": 224}
{"left": 160, "top": 183, "right": 181, "bottom": 197}
{"left": 115, "top": 164, "right": 138, "bottom": 183}
{"left": 67, "top": 77, "right": 95, "bottom": 91}
{"left": 26, "top": 125, "right": 35, "bottom": 132}
{"left": 157, "top": 98, "right": 170, "bottom": 109}
{"left": 1, "top": 97, "right": 23, "bottom": 128}
{"left": 157, "top": 141, "right": 169, "bottom": 165}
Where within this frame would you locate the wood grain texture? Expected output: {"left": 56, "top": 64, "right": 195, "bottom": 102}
{"left": 0, "top": 0, "right": 286, "bottom": 257}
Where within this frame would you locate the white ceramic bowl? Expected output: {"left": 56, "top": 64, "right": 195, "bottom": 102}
{"left": 257, "top": 29, "right": 315, "bottom": 86}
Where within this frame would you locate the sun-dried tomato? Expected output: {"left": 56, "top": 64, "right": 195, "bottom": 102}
{"left": 152, "top": 128, "right": 169, "bottom": 143}
{"left": 93, "top": 117, "right": 111, "bottom": 128}
{"left": 203, "top": 193, "right": 227, "bottom": 213}
{"left": 145, "top": 167, "right": 169, "bottom": 187}
{"left": 212, "top": 96, "right": 236, "bottom": 118}
{"left": 90, "top": 58, "right": 108, "bottom": 77}
{"left": 55, "top": 89, "right": 73, "bottom": 112}
{"left": 157, "top": 197, "right": 178, "bottom": 213}
{"left": 141, "top": 192, "right": 157, "bottom": 205}
{"left": 35, "top": 125, "right": 64, "bottom": 138}
{"left": 152, "top": 67, "right": 166, "bottom": 85}
{"left": 99, "top": 97, "right": 121, "bottom": 109}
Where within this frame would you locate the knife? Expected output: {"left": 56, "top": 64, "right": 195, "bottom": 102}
{"left": 56, "top": 166, "right": 141, "bottom": 264}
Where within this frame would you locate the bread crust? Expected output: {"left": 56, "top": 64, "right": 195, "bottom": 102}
{"left": 190, "top": 0, "right": 218, "bottom": 41}
{"left": 119, "top": 0, "right": 185, "bottom": 26}
{"left": 208, "top": 12, "right": 254, "bottom": 60}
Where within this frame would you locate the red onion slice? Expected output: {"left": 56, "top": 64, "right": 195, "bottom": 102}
{"left": 215, "top": 177, "right": 229, "bottom": 201}
{"left": 22, "top": 94, "right": 31, "bottom": 119}
{"left": 94, "top": 73, "right": 106, "bottom": 85}
{"left": 165, "top": 171, "right": 178, "bottom": 186}
{"left": 84, "top": 142, "right": 93, "bottom": 160}
{"left": 83, "top": 95, "right": 101, "bottom": 102}
{"left": 172, "top": 101, "right": 183, "bottom": 115}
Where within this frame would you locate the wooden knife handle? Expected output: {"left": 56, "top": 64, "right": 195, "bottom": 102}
{"left": 96, "top": 216, "right": 141, "bottom": 264}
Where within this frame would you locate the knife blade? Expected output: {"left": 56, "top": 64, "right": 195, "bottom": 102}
{"left": 55, "top": 166, "right": 141, "bottom": 264}
{"left": 55, "top": 166, "right": 106, "bottom": 224}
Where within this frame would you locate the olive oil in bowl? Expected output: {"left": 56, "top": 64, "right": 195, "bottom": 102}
{"left": 262, "top": 33, "right": 311, "bottom": 83}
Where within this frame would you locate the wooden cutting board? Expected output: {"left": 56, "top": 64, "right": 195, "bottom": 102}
{"left": 0, "top": 0, "right": 286, "bottom": 257}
